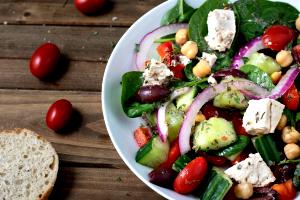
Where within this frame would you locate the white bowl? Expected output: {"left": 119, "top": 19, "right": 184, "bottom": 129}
{"left": 102, "top": 0, "right": 300, "bottom": 199}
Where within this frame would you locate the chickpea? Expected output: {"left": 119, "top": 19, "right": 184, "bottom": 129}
{"left": 175, "top": 29, "right": 189, "bottom": 45}
{"left": 276, "top": 114, "right": 287, "bottom": 131}
{"left": 282, "top": 126, "right": 300, "bottom": 144}
{"left": 192, "top": 59, "right": 211, "bottom": 78}
{"left": 195, "top": 113, "right": 206, "bottom": 123}
{"left": 181, "top": 41, "right": 198, "bottom": 59}
{"left": 234, "top": 182, "right": 254, "bottom": 199}
{"left": 296, "top": 15, "right": 300, "bottom": 32}
{"left": 284, "top": 143, "right": 300, "bottom": 160}
{"left": 276, "top": 50, "right": 293, "bottom": 67}
{"left": 271, "top": 71, "right": 282, "bottom": 84}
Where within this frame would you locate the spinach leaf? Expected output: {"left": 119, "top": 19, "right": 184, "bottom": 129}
{"left": 188, "top": 0, "right": 229, "bottom": 52}
{"left": 240, "top": 64, "right": 275, "bottom": 91}
{"left": 161, "top": 0, "right": 196, "bottom": 25}
{"left": 293, "top": 163, "right": 300, "bottom": 191}
{"left": 168, "top": 78, "right": 208, "bottom": 90}
{"left": 234, "top": 0, "right": 299, "bottom": 41}
{"left": 154, "top": 33, "right": 176, "bottom": 43}
{"left": 121, "top": 71, "right": 156, "bottom": 118}
{"left": 283, "top": 109, "right": 296, "bottom": 127}
{"left": 184, "top": 60, "right": 198, "bottom": 81}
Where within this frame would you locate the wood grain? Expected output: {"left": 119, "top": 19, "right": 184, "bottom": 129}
{"left": 0, "top": 25, "right": 126, "bottom": 62}
{"left": 0, "top": 59, "right": 103, "bottom": 91}
{"left": 0, "top": 0, "right": 163, "bottom": 27}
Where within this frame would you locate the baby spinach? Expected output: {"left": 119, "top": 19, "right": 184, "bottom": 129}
{"left": 121, "top": 71, "right": 156, "bottom": 118}
{"left": 293, "top": 163, "right": 300, "bottom": 190}
{"left": 184, "top": 60, "right": 198, "bottom": 81}
{"left": 161, "top": 0, "right": 196, "bottom": 25}
{"left": 233, "top": 0, "right": 299, "bottom": 41}
{"left": 240, "top": 64, "right": 275, "bottom": 91}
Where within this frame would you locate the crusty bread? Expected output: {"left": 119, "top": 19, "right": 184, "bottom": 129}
{"left": 0, "top": 128, "right": 59, "bottom": 200}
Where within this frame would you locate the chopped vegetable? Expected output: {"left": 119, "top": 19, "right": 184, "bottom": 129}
{"left": 272, "top": 179, "right": 297, "bottom": 200}
{"left": 134, "top": 127, "right": 152, "bottom": 147}
{"left": 172, "top": 154, "right": 192, "bottom": 172}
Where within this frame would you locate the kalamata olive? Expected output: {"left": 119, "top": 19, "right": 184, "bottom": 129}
{"left": 293, "top": 45, "right": 300, "bottom": 64}
{"left": 296, "top": 121, "right": 300, "bottom": 132}
{"left": 149, "top": 166, "right": 176, "bottom": 188}
{"left": 271, "top": 164, "right": 296, "bottom": 183}
{"left": 135, "top": 85, "right": 170, "bottom": 103}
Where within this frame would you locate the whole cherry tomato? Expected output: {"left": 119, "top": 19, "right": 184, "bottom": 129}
{"left": 30, "top": 43, "right": 60, "bottom": 79}
{"left": 74, "top": 0, "right": 106, "bottom": 15}
{"left": 46, "top": 99, "right": 73, "bottom": 131}
{"left": 173, "top": 157, "right": 207, "bottom": 194}
{"left": 282, "top": 84, "right": 299, "bottom": 111}
{"left": 262, "top": 25, "right": 297, "bottom": 51}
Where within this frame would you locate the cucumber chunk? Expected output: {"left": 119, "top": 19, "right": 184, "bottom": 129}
{"left": 176, "top": 87, "right": 197, "bottom": 112}
{"left": 135, "top": 136, "right": 169, "bottom": 168}
{"left": 246, "top": 52, "right": 281, "bottom": 75}
{"left": 166, "top": 103, "right": 184, "bottom": 142}
{"left": 193, "top": 117, "right": 237, "bottom": 151}
{"left": 213, "top": 90, "right": 248, "bottom": 110}
{"left": 172, "top": 154, "right": 192, "bottom": 173}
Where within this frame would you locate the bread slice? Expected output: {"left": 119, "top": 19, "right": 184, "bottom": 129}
{"left": 0, "top": 128, "right": 59, "bottom": 200}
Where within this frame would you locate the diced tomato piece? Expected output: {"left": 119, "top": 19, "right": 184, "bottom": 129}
{"left": 159, "top": 138, "right": 181, "bottom": 169}
{"left": 231, "top": 115, "right": 248, "bottom": 135}
{"left": 201, "top": 103, "right": 220, "bottom": 119}
{"left": 282, "top": 84, "right": 299, "bottom": 111}
{"left": 262, "top": 25, "right": 297, "bottom": 51}
{"left": 272, "top": 179, "right": 297, "bottom": 200}
{"left": 198, "top": 151, "right": 228, "bottom": 166}
{"left": 134, "top": 127, "right": 152, "bottom": 147}
{"left": 231, "top": 151, "right": 249, "bottom": 165}
{"left": 157, "top": 42, "right": 173, "bottom": 59}
{"left": 170, "top": 64, "right": 185, "bottom": 79}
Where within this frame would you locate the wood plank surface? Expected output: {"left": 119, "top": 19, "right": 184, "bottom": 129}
{"left": 0, "top": 0, "right": 163, "bottom": 26}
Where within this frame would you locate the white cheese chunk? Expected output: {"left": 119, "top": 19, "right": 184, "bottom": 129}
{"left": 242, "top": 98, "right": 285, "bottom": 135}
{"left": 205, "top": 9, "right": 236, "bottom": 52}
{"left": 225, "top": 153, "right": 276, "bottom": 187}
{"left": 202, "top": 52, "right": 217, "bottom": 67}
{"left": 143, "top": 59, "right": 174, "bottom": 86}
{"left": 179, "top": 55, "right": 191, "bottom": 66}
{"left": 208, "top": 74, "right": 217, "bottom": 86}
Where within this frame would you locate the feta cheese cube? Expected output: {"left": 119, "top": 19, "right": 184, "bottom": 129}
{"left": 225, "top": 153, "right": 276, "bottom": 187}
{"left": 179, "top": 55, "right": 191, "bottom": 66}
{"left": 205, "top": 9, "right": 236, "bottom": 52}
{"left": 143, "top": 59, "right": 173, "bottom": 86}
{"left": 242, "top": 98, "right": 285, "bottom": 135}
{"left": 208, "top": 74, "right": 217, "bottom": 86}
{"left": 202, "top": 52, "right": 217, "bottom": 67}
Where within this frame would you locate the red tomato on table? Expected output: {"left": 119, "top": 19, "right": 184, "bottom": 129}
{"left": 74, "top": 0, "right": 106, "bottom": 15}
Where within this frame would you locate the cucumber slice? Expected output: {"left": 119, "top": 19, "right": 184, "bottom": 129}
{"left": 176, "top": 87, "right": 197, "bottom": 112}
{"left": 135, "top": 136, "right": 169, "bottom": 168}
{"left": 246, "top": 52, "right": 280, "bottom": 75}
{"left": 199, "top": 167, "right": 233, "bottom": 200}
{"left": 172, "top": 154, "right": 192, "bottom": 173}
{"left": 166, "top": 103, "right": 184, "bottom": 142}
{"left": 252, "top": 134, "right": 281, "bottom": 166}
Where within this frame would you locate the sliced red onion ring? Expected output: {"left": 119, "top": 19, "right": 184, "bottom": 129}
{"left": 268, "top": 66, "right": 300, "bottom": 99}
{"left": 157, "top": 87, "right": 191, "bottom": 142}
{"left": 135, "top": 23, "right": 188, "bottom": 70}
{"left": 179, "top": 79, "right": 270, "bottom": 154}
{"left": 231, "top": 37, "right": 264, "bottom": 69}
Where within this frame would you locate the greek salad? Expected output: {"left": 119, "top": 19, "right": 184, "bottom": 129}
{"left": 121, "top": 0, "right": 300, "bottom": 199}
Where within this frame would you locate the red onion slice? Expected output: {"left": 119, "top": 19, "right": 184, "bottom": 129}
{"left": 179, "top": 79, "right": 270, "bottom": 154}
{"left": 157, "top": 87, "right": 191, "bottom": 142}
{"left": 268, "top": 66, "right": 300, "bottom": 99}
{"left": 135, "top": 23, "right": 188, "bottom": 70}
{"left": 231, "top": 37, "right": 264, "bottom": 69}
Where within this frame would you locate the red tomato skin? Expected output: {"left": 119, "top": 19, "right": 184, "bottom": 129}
{"left": 159, "top": 138, "right": 180, "bottom": 169}
{"left": 198, "top": 152, "right": 228, "bottom": 166}
{"left": 133, "top": 127, "right": 152, "bottom": 147}
{"left": 231, "top": 115, "right": 248, "bottom": 135}
{"left": 170, "top": 64, "right": 185, "bottom": 79}
{"left": 262, "top": 25, "right": 297, "bottom": 51}
{"left": 46, "top": 99, "right": 73, "bottom": 131}
{"left": 157, "top": 42, "right": 173, "bottom": 59}
{"left": 30, "top": 43, "right": 60, "bottom": 79}
{"left": 74, "top": 0, "right": 106, "bottom": 15}
{"left": 282, "top": 84, "right": 299, "bottom": 111}
{"left": 173, "top": 157, "right": 208, "bottom": 194}
{"left": 272, "top": 179, "right": 296, "bottom": 200}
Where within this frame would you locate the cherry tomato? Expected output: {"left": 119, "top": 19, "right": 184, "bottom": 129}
{"left": 157, "top": 42, "right": 173, "bottom": 59}
{"left": 198, "top": 152, "right": 228, "bottom": 166}
{"left": 159, "top": 138, "right": 180, "bottom": 169}
{"left": 173, "top": 157, "right": 207, "bottom": 194}
{"left": 74, "top": 0, "right": 106, "bottom": 15}
{"left": 282, "top": 84, "right": 299, "bottom": 111}
{"left": 272, "top": 179, "right": 296, "bottom": 200}
{"left": 231, "top": 114, "right": 248, "bottom": 135}
{"left": 46, "top": 99, "right": 73, "bottom": 131}
{"left": 170, "top": 64, "right": 185, "bottom": 79}
{"left": 133, "top": 127, "right": 152, "bottom": 147}
{"left": 231, "top": 151, "right": 249, "bottom": 165}
{"left": 262, "top": 25, "right": 297, "bottom": 51}
{"left": 30, "top": 43, "right": 60, "bottom": 79}
{"left": 201, "top": 103, "right": 220, "bottom": 119}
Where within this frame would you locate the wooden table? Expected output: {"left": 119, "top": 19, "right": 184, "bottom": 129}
{"left": 0, "top": 0, "right": 164, "bottom": 199}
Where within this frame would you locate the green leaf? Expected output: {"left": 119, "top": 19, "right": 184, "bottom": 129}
{"left": 154, "top": 34, "right": 176, "bottom": 43}
{"left": 161, "top": 0, "right": 196, "bottom": 25}
{"left": 283, "top": 109, "right": 296, "bottom": 127}
{"left": 121, "top": 72, "right": 156, "bottom": 118}
{"left": 240, "top": 64, "right": 275, "bottom": 91}
{"left": 233, "top": 0, "right": 299, "bottom": 41}
{"left": 184, "top": 60, "right": 198, "bottom": 81}
{"left": 296, "top": 112, "right": 300, "bottom": 122}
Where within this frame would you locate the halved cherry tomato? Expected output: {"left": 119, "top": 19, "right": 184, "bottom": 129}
{"left": 159, "top": 138, "right": 180, "bottom": 169}
{"left": 46, "top": 99, "right": 73, "bottom": 131}
{"left": 282, "top": 84, "right": 299, "bottom": 111}
{"left": 133, "top": 127, "right": 152, "bottom": 147}
{"left": 262, "top": 25, "right": 297, "bottom": 51}
{"left": 201, "top": 103, "right": 220, "bottom": 119}
{"left": 272, "top": 179, "right": 297, "bottom": 200}
{"left": 157, "top": 42, "right": 173, "bottom": 59}
{"left": 170, "top": 64, "right": 185, "bottom": 79}
{"left": 231, "top": 151, "right": 249, "bottom": 165}
{"left": 173, "top": 157, "right": 207, "bottom": 194}
{"left": 198, "top": 152, "right": 227, "bottom": 166}
{"left": 231, "top": 115, "right": 248, "bottom": 135}
{"left": 74, "top": 0, "right": 106, "bottom": 15}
